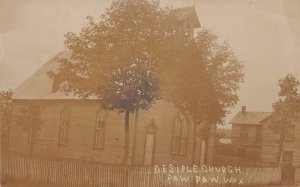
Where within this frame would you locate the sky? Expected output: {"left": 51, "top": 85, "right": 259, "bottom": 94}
{"left": 0, "top": 0, "right": 299, "bottom": 126}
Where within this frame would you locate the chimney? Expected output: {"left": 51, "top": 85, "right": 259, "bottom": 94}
{"left": 242, "top": 106, "right": 246, "bottom": 113}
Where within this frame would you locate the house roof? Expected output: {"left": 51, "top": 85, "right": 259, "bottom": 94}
{"left": 172, "top": 6, "right": 201, "bottom": 28}
{"left": 13, "top": 51, "right": 95, "bottom": 100}
{"left": 229, "top": 111, "right": 272, "bottom": 125}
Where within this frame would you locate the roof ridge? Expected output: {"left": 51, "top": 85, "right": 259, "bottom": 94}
{"left": 172, "top": 5, "right": 194, "bottom": 11}
{"left": 13, "top": 51, "right": 71, "bottom": 99}
{"left": 229, "top": 111, "right": 272, "bottom": 125}
{"left": 239, "top": 111, "right": 272, "bottom": 113}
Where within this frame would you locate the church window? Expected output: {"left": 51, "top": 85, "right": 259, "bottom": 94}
{"left": 58, "top": 108, "right": 71, "bottom": 146}
{"left": 94, "top": 110, "right": 107, "bottom": 149}
{"left": 171, "top": 113, "right": 189, "bottom": 155}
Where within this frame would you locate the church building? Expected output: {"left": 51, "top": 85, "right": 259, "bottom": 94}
{"left": 8, "top": 6, "right": 216, "bottom": 166}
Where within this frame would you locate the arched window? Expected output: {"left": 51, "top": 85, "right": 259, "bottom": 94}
{"left": 58, "top": 107, "right": 71, "bottom": 146}
{"left": 171, "top": 113, "right": 189, "bottom": 155}
{"left": 94, "top": 110, "right": 107, "bottom": 149}
{"left": 185, "top": 23, "right": 192, "bottom": 36}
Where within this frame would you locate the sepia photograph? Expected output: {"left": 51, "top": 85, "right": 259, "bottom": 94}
{"left": 0, "top": 0, "right": 299, "bottom": 186}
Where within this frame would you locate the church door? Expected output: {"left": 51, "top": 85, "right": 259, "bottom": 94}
{"left": 144, "top": 133, "right": 154, "bottom": 165}
{"left": 144, "top": 121, "right": 156, "bottom": 166}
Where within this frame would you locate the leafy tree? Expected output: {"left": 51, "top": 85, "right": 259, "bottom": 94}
{"left": 0, "top": 90, "right": 13, "bottom": 151}
{"left": 161, "top": 28, "right": 244, "bottom": 163}
{"left": 269, "top": 74, "right": 300, "bottom": 166}
{"left": 49, "top": 0, "right": 172, "bottom": 164}
{"left": 16, "top": 102, "right": 45, "bottom": 154}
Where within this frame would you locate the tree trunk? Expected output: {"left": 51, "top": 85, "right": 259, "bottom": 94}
{"left": 199, "top": 123, "right": 210, "bottom": 165}
{"left": 200, "top": 139, "right": 206, "bottom": 165}
{"left": 275, "top": 133, "right": 284, "bottom": 166}
{"left": 131, "top": 109, "right": 139, "bottom": 166}
{"left": 204, "top": 125, "right": 211, "bottom": 164}
{"left": 123, "top": 110, "right": 130, "bottom": 165}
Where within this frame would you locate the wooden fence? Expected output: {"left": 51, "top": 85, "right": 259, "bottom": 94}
{"left": 296, "top": 167, "right": 300, "bottom": 185}
{"left": 1, "top": 154, "right": 282, "bottom": 187}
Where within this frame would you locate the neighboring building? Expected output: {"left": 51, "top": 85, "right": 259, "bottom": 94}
{"left": 216, "top": 128, "right": 232, "bottom": 139}
{"left": 260, "top": 112, "right": 300, "bottom": 167}
{"left": 224, "top": 106, "right": 300, "bottom": 167}
{"left": 8, "top": 6, "right": 216, "bottom": 166}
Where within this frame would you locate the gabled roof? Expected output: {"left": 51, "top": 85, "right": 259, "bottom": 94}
{"left": 172, "top": 6, "right": 200, "bottom": 28}
{"left": 13, "top": 6, "right": 200, "bottom": 100}
{"left": 229, "top": 111, "right": 272, "bottom": 125}
{"left": 13, "top": 51, "right": 94, "bottom": 100}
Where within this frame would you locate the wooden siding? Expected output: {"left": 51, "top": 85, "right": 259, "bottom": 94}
{"left": 261, "top": 120, "right": 300, "bottom": 166}
{"left": 231, "top": 119, "right": 300, "bottom": 167}
{"left": 9, "top": 100, "right": 136, "bottom": 164}
{"left": 231, "top": 125, "right": 261, "bottom": 146}
{"left": 230, "top": 124, "right": 262, "bottom": 162}
{"left": 132, "top": 100, "right": 196, "bottom": 165}
{"left": 9, "top": 100, "right": 216, "bottom": 165}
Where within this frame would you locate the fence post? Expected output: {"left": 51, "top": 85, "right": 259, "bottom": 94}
{"left": 0, "top": 107, "right": 3, "bottom": 186}
{"left": 281, "top": 165, "right": 295, "bottom": 185}
{"left": 125, "top": 165, "right": 129, "bottom": 187}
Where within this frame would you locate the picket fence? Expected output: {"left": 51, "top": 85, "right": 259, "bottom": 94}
{"left": 296, "top": 167, "right": 300, "bottom": 185}
{"left": 1, "top": 154, "right": 282, "bottom": 187}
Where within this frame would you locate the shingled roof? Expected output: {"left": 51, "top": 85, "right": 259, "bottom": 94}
{"left": 172, "top": 6, "right": 200, "bottom": 28}
{"left": 229, "top": 111, "right": 272, "bottom": 125}
{"left": 13, "top": 51, "right": 95, "bottom": 100}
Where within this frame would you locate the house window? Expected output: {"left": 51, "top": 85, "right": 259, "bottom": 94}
{"left": 256, "top": 126, "right": 262, "bottom": 144}
{"left": 171, "top": 113, "right": 188, "bottom": 155}
{"left": 172, "top": 26, "right": 177, "bottom": 35}
{"left": 59, "top": 108, "right": 70, "bottom": 146}
{"left": 284, "top": 126, "right": 295, "bottom": 142}
{"left": 185, "top": 23, "right": 192, "bottom": 36}
{"left": 240, "top": 126, "right": 248, "bottom": 142}
{"left": 282, "top": 151, "right": 293, "bottom": 165}
{"left": 94, "top": 110, "right": 107, "bottom": 149}
{"left": 238, "top": 147, "right": 246, "bottom": 157}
